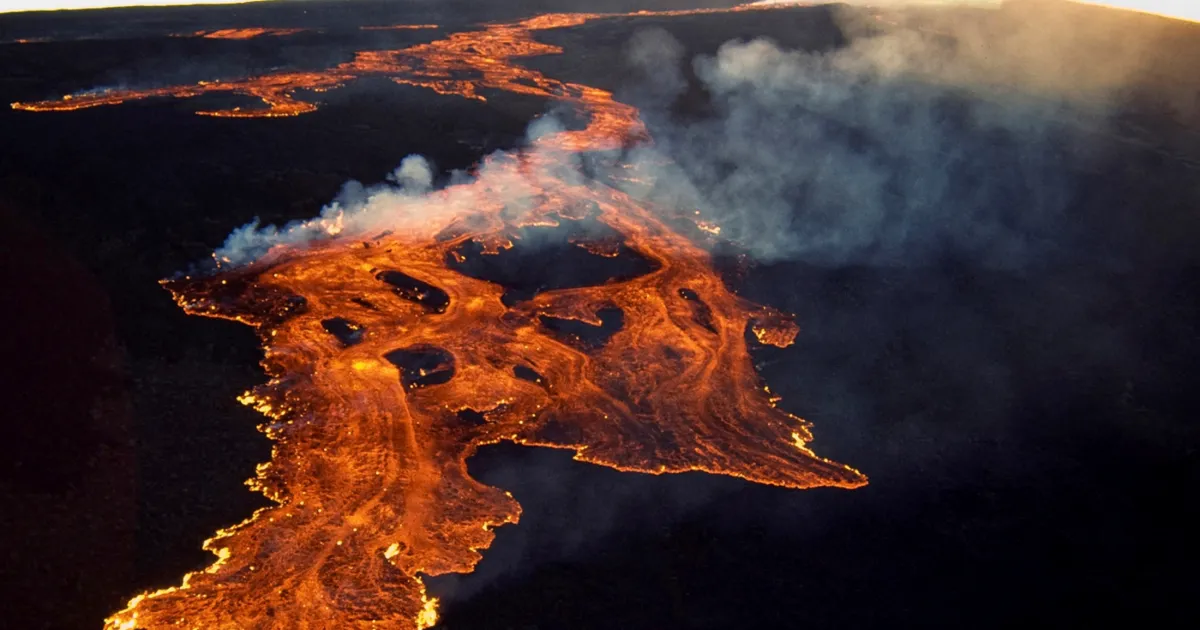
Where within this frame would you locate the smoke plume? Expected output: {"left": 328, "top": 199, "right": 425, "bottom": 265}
{"left": 614, "top": 0, "right": 1187, "bottom": 267}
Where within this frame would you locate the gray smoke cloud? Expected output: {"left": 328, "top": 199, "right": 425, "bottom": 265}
{"left": 612, "top": 1, "right": 1184, "bottom": 267}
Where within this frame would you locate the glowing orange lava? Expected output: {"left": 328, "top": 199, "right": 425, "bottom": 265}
{"left": 10, "top": 5, "right": 774, "bottom": 119}
{"left": 40, "top": 6, "right": 868, "bottom": 630}
{"left": 195, "top": 27, "right": 308, "bottom": 39}
{"left": 361, "top": 24, "right": 440, "bottom": 31}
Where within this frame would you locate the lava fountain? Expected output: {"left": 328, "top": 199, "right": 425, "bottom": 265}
{"left": 41, "top": 6, "right": 870, "bottom": 630}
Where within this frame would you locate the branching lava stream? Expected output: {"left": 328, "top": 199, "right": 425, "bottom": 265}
{"left": 61, "top": 5, "right": 869, "bottom": 630}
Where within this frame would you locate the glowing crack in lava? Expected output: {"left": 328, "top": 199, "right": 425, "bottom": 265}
{"left": 72, "top": 7, "right": 867, "bottom": 630}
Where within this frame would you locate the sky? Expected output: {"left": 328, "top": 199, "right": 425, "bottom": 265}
{"left": 0, "top": 1, "right": 1196, "bottom": 24}
{"left": 752, "top": 0, "right": 1200, "bottom": 21}
{"left": 1072, "top": 0, "right": 1200, "bottom": 22}
{"left": 0, "top": 0, "right": 266, "bottom": 13}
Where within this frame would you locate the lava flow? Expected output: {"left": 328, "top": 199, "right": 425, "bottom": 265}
{"left": 10, "top": 4, "right": 777, "bottom": 120}
{"left": 77, "top": 6, "right": 866, "bottom": 630}
{"left": 194, "top": 27, "right": 309, "bottom": 39}
{"left": 9, "top": 14, "right": 633, "bottom": 120}
{"left": 361, "top": 25, "right": 441, "bottom": 32}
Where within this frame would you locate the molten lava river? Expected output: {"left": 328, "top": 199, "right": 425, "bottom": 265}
{"left": 16, "top": 5, "right": 867, "bottom": 629}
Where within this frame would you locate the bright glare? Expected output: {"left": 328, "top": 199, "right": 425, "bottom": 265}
{"left": 1071, "top": 0, "right": 1200, "bottom": 22}
{"left": 751, "top": 0, "right": 1197, "bottom": 22}
{"left": 0, "top": 0, "right": 266, "bottom": 14}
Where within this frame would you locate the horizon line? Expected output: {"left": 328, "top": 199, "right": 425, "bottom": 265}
{"left": 0, "top": 0, "right": 270, "bottom": 15}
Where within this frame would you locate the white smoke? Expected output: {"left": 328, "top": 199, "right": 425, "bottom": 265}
{"left": 215, "top": 154, "right": 439, "bottom": 266}
{"left": 213, "top": 135, "right": 572, "bottom": 267}
{"left": 210, "top": 95, "right": 610, "bottom": 267}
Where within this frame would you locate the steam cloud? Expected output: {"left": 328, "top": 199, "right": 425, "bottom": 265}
{"left": 615, "top": 2, "right": 1179, "bottom": 267}
{"left": 218, "top": 154, "right": 435, "bottom": 265}
{"left": 216, "top": 110, "right": 602, "bottom": 266}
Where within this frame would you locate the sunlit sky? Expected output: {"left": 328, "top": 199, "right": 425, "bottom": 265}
{"left": 0, "top": 0, "right": 1196, "bottom": 23}
{"left": 1077, "top": 1, "right": 1200, "bottom": 22}
{"left": 0, "top": 0, "right": 267, "bottom": 13}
